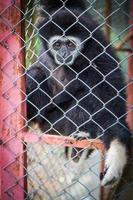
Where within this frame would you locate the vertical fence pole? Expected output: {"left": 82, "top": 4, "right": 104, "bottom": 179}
{"left": 127, "top": 1, "right": 133, "bottom": 132}
{"left": 0, "top": 0, "right": 26, "bottom": 199}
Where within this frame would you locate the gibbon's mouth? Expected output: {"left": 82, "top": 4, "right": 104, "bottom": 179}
{"left": 56, "top": 54, "right": 73, "bottom": 65}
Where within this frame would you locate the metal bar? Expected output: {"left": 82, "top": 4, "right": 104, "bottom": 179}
{"left": 126, "top": 1, "right": 133, "bottom": 132}
{"left": 20, "top": 132, "right": 105, "bottom": 151}
{"left": 0, "top": 1, "right": 26, "bottom": 199}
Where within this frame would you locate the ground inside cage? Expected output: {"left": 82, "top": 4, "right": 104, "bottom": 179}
{"left": 27, "top": 142, "right": 102, "bottom": 200}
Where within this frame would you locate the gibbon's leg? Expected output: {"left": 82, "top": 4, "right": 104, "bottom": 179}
{"left": 101, "top": 139, "right": 127, "bottom": 187}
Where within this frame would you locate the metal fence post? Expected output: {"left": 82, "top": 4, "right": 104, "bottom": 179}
{"left": 0, "top": 0, "right": 26, "bottom": 199}
{"left": 127, "top": 0, "right": 133, "bottom": 132}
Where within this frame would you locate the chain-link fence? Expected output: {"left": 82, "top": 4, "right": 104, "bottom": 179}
{"left": 0, "top": 1, "right": 133, "bottom": 200}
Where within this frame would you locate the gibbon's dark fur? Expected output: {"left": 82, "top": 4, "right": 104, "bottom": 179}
{"left": 26, "top": 0, "right": 131, "bottom": 151}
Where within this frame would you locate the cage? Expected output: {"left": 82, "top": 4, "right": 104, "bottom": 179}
{"left": 0, "top": 1, "right": 133, "bottom": 200}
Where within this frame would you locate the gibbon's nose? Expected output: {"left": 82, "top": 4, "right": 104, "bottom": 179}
{"left": 60, "top": 46, "right": 70, "bottom": 59}
{"left": 57, "top": 46, "right": 73, "bottom": 64}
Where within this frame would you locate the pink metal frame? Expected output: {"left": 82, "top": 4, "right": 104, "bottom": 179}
{"left": 0, "top": 33, "right": 26, "bottom": 199}
{"left": 127, "top": 1, "right": 133, "bottom": 132}
{"left": 0, "top": 1, "right": 26, "bottom": 199}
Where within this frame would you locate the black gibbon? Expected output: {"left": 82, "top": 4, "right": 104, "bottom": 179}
{"left": 26, "top": 0, "right": 131, "bottom": 187}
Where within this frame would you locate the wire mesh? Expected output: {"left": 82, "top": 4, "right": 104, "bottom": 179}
{"left": 0, "top": 0, "right": 133, "bottom": 200}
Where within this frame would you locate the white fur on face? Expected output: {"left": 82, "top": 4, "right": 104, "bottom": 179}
{"left": 48, "top": 35, "right": 83, "bottom": 65}
{"left": 102, "top": 139, "right": 127, "bottom": 187}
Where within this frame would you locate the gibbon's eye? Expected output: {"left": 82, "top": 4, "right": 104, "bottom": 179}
{"left": 67, "top": 41, "right": 76, "bottom": 50}
{"left": 53, "top": 41, "right": 61, "bottom": 50}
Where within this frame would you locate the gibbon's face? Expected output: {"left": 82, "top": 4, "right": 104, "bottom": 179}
{"left": 48, "top": 36, "right": 83, "bottom": 65}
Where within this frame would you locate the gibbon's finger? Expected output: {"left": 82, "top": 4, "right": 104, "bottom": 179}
{"left": 85, "top": 149, "right": 94, "bottom": 159}
{"left": 71, "top": 147, "right": 84, "bottom": 162}
{"left": 65, "top": 147, "right": 69, "bottom": 159}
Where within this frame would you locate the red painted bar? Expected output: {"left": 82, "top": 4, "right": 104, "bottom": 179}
{"left": 127, "top": 1, "right": 133, "bottom": 132}
{"left": 0, "top": 1, "right": 26, "bottom": 200}
{"left": 20, "top": 132, "right": 105, "bottom": 152}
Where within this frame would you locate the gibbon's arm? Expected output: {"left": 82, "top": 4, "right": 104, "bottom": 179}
{"left": 26, "top": 63, "right": 51, "bottom": 121}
